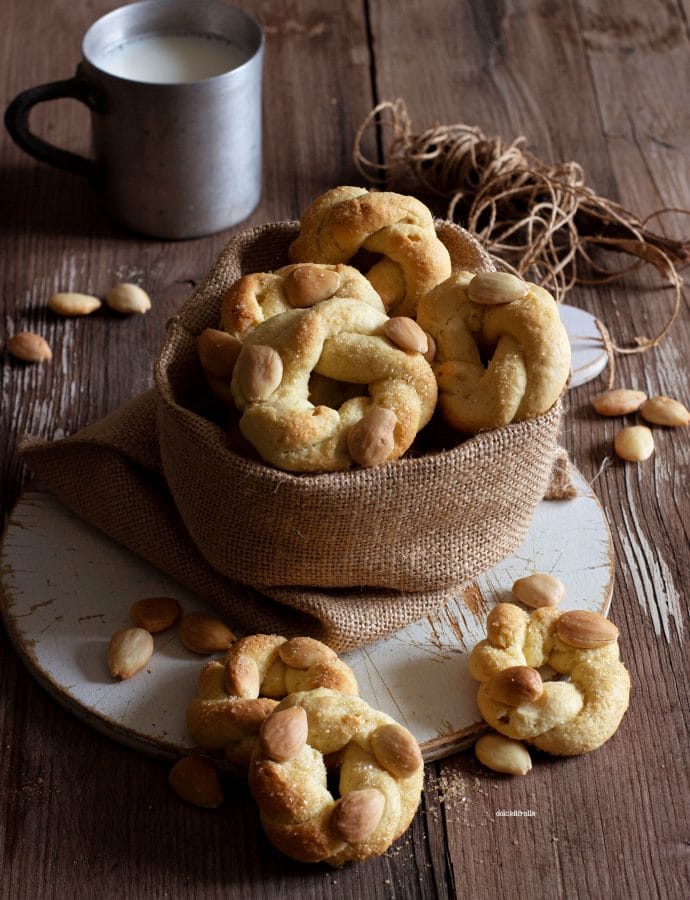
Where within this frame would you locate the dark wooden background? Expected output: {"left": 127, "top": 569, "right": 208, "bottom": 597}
{"left": 1, "top": 1, "right": 688, "bottom": 897}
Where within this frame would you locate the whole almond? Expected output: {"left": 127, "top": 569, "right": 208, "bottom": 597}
{"left": 475, "top": 734, "right": 532, "bottom": 776}
{"left": 106, "top": 283, "right": 152, "bottom": 314}
{"left": 640, "top": 395, "right": 690, "bottom": 427}
{"left": 556, "top": 610, "right": 619, "bottom": 649}
{"left": 108, "top": 627, "right": 153, "bottom": 679}
{"left": 614, "top": 425, "right": 654, "bottom": 462}
{"left": 179, "top": 613, "right": 236, "bottom": 654}
{"left": 278, "top": 636, "right": 337, "bottom": 669}
{"left": 383, "top": 316, "right": 428, "bottom": 354}
{"left": 512, "top": 573, "right": 565, "bottom": 609}
{"left": 129, "top": 596, "right": 181, "bottom": 633}
{"left": 225, "top": 653, "right": 261, "bottom": 698}
{"left": 284, "top": 265, "right": 340, "bottom": 308}
{"left": 348, "top": 407, "right": 397, "bottom": 467}
{"left": 331, "top": 789, "right": 385, "bottom": 843}
{"left": 259, "top": 706, "right": 309, "bottom": 761}
{"left": 370, "top": 723, "right": 422, "bottom": 778}
{"left": 197, "top": 328, "right": 242, "bottom": 379}
{"left": 48, "top": 292, "right": 101, "bottom": 316}
{"left": 468, "top": 272, "right": 529, "bottom": 305}
{"left": 484, "top": 666, "right": 543, "bottom": 707}
{"left": 7, "top": 332, "right": 52, "bottom": 363}
{"left": 423, "top": 331, "right": 437, "bottom": 364}
{"left": 592, "top": 388, "right": 646, "bottom": 416}
{"left": 236, "top": 344, "right": 283, "bottom": 402}
{"left": 169, "top": 756, "right": 223, "bottom": 808}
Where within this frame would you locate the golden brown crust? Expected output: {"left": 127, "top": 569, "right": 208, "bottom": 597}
{"left": 248, "top": 688, "right": 424, "bottom": 866}
{"left": 289, "top": 187, "right": 451, "bottom": 316}
{"left": 417, "top": 271, "right": 571, "bottom": 431}
{"left": 230, "top": 297, "right": 437, "bottom": 472}
{"left": 470, "top": 605, "right": 630, "bottom": 756}
{"left": 186, "top": 635, "right": 359, "bottom": 768}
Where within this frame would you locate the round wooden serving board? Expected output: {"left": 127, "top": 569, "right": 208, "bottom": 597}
{"left": 0, "top": 472, "right": 613, "bottom": 764}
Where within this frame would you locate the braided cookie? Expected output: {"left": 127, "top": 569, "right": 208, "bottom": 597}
{"left": 187, "top": 635, "right": 358, "bottom": 768}
{"left": 220, "top": 263, "right": 385, "bottom": 338}
{"left": 289, "top": 186, "right": 452, "bottom": 316}
{"left": 470, "top": 604, "right": 630, "bottom": 756}
{"left": 230, "top": 297, "right": 437, "bottom": 472}
{"left": 417, "top": 271, "right": 571, "bottom": 432}
{"left": 248, "top": 687, "right": 424, "bottom": 865}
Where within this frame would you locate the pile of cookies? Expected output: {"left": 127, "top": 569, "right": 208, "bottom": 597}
{"left": 179, "top": 634, "right": 424, "bottom": 866}
{"left": 197, "top": 186, "right": 571, "bottom": 472}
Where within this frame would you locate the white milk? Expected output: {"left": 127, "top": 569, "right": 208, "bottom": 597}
{"left": 99, "top": 33, "right": 247, "bottom": 83}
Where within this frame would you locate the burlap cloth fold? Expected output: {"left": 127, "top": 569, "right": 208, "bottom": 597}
{"left": 21, "top": 221, "right": 573, "bottom": 652}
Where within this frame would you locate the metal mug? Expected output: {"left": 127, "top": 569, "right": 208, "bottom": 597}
{"left": 5, "top": 0, "right": 264, "bottom": 239}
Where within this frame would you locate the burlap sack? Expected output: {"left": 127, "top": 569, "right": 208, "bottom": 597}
{"left": 22, "top": 221, "right": 571, "bottom": 652}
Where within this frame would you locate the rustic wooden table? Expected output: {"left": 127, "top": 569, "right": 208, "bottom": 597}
{"left": 1, "top": 1, "right": 688, "bottom": 897}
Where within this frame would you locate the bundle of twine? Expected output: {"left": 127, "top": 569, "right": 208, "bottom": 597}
{"left": 354, "top": 99, "right": 689, "bottom": 387}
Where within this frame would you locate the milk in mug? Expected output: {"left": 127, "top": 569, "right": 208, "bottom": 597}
{"left": 99, "top": 33, "right": 248, "bottom": 83}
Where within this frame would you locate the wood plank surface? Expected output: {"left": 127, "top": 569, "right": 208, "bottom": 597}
{"left": 1, "top": 1, "right": 688, "bottom": 898}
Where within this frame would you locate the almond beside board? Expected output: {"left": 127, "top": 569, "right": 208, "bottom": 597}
{"left": 7, "top": 332, "right": 52, "bottom": 363}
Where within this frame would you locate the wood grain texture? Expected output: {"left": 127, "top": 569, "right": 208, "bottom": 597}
{"left": 1, "top": 0, "right": 688, "bottom": 898}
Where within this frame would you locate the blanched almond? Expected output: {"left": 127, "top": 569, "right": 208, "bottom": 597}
{"left": 108, "top": 627, "right": 153, "bottom": 679}
{"left": 331, "top": 789, "right": 385, "bottom": 843}
{"left": 383, "top": 316, "right": 428, "bottom": 353}
{"left": 7, "top": 332, "right": 52, "bottom": 363}
{"left": 169, "top": 756, "right": 223, "bottom": 808}
{"left": 48, "top": 292, "right": 101, "bottom": 316}
{"left": 556, "top": 610, "right": 619, "bottom": 649}
{"left": 259, "top": 706, "right": 309, "bottom": 761}
{"left": 284, "top": 265, "right": 340, "bottom": 308}
{"left": 640, "top": 395, "right": 690, "bottom": 427}
{"left": 614, "top": 425, "right": 654, "bottom": 461}
{"left": 370, "top": 723, "right": 422, "bottom": 778}
{"left": 179, "top": 613, "right": 235, "bottom": 654}
{"left": 348, "top": 407, "right": 397, "bottom": 467}
{"left": 512, "top": 573, "right": 565, "bottom": 609}
{"left": 129, "top": 596, "right": 181, "bottom": 633}
{"left": 225, "top": 653, "right": 260, "bottom": 698}
{"left": 423, "top": 331, "right": 436, "bottom": 364}
{"left": 106, "top": 283, "right": 151, "bottom": 314}
{"left": 278, "top": 636, "right": 337, "bottom": 669}
{"left": 468, "top": 272, "right": 528, "bottom": 305}
{"left": 484, "top": 666, "right": 543, "bottom": 707}
{"left": 197, "top": 328, "right": 242, "bottom": 379}
{"left": 236, "top": 344, "right": 283, "bottom": 402}
{"left": 475, "top": 734, "right": 532, "bottom": 776}
{"left": 592, "top": 388, "right": 646, "bottom": 416}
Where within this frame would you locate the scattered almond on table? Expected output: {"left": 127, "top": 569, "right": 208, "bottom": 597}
{"left": 178, "top": 612, "right": 236, "bottom": 654}
{"left": 640, "top": 396, "right": 690, "bottom": 427}
{"left": 168, "top": 755, "right": 224, "bottom": 808}
{"left": 512, "top": 572, "right": 565, "bottom": 609}
{"left": 7, "top": 332, "right": 52, "bottom": 363}
{"left": 129, "top": 596, "right": 182, "bottom": 633}
{"left": 106, "top": 282, "right": 152, "bottom": 314}
{"left": 614, "top": 425, "right": 654, "bottom": 462}
{"left": 475, "top": 733, "right": 532, "bottom": 776}
{"left": 48, "top": 292, "right": 101, "bottom": 317}
{"left": 591, "top": 388, "right": 646, "bottom": 416}
{"left": 107, "top": 626, "right": 154, "bottom": 679}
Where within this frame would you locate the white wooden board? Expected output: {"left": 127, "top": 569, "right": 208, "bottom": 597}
{"left": 0, "top": 472, "right": 612, "bottom": 763}
{"left": 560, "top": 303, "right": 609, "bottom": 388}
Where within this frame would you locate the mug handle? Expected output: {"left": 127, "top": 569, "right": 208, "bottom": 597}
{"left": 4, "top": 72, "right": 99, "bottom": 179}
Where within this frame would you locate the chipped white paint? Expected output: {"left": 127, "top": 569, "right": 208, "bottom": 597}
{"left": 0, "top": 473, "right": 612, "bottom": 763}
{"left": 560, "top": 303, "right": 610, "bottom": 388}
{"left": 618, "top": 505, "right": 682, "bottom": 641}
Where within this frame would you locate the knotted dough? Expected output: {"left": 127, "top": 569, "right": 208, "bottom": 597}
{"left": 417, "top": 271, "right": 571, "bottom": 431}
{"left": 248, "top": 687, "right": 424, "bottom": 865}
{"left": 230, "top": 297, "right": 437, "bottom": 472}
{"left": 186, "top": 635, "right": 358, "bottom": 768}
{"left": 470, "top": 604, "right": 630, "bottom": 756}
{"left": 289, "top": 186, "right": 452, "bottom": 316}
